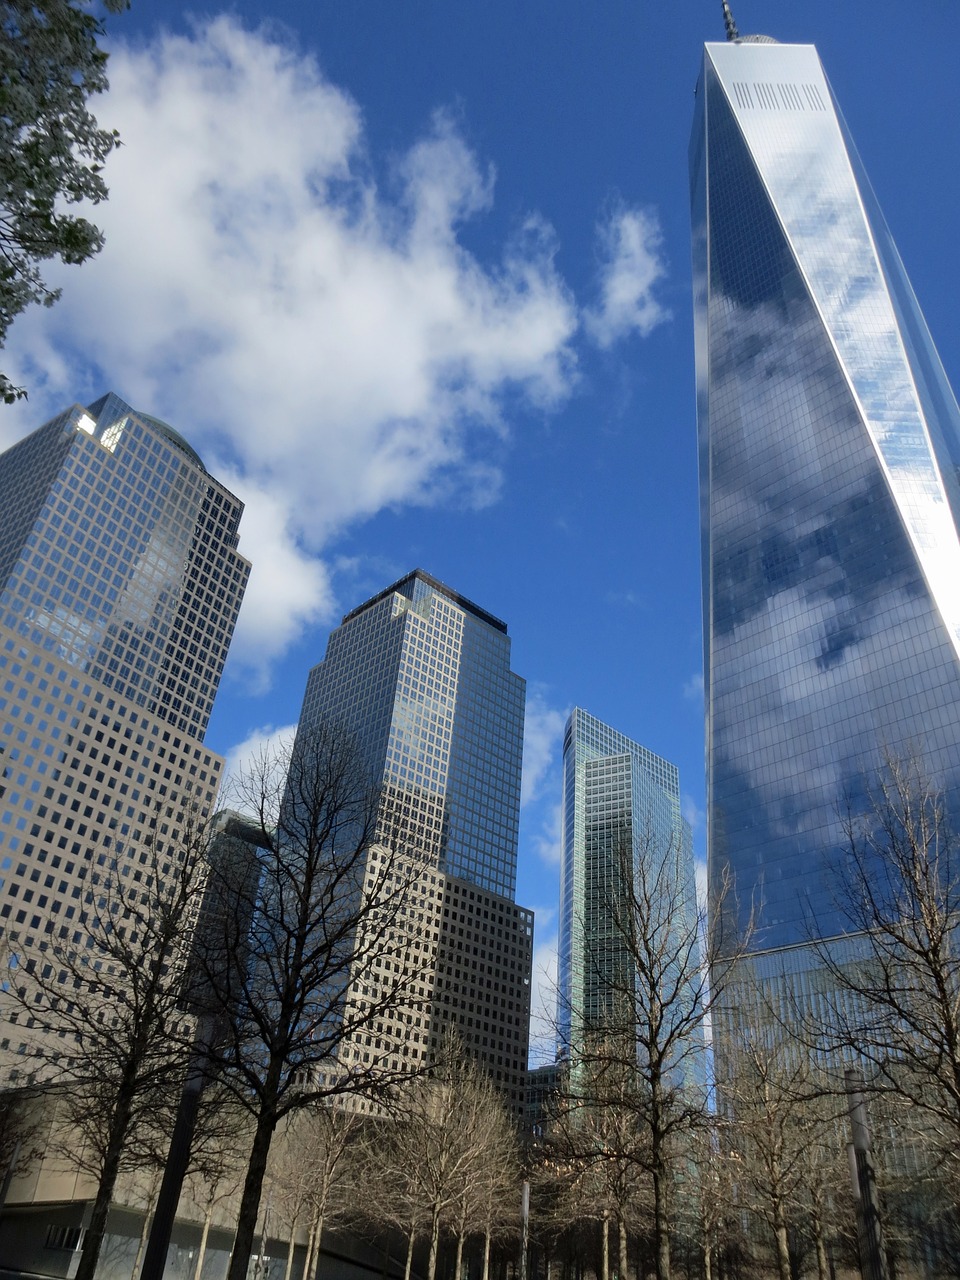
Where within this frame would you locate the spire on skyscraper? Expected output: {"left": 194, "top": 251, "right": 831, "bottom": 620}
{"left": 721, "top": 0, "right": 739, "bottom": 41}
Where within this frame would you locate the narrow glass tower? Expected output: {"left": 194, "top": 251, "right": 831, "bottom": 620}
{"left": 691, "top": 37, "right": 960, "bottom": 972}
{"left": 557, "top": 708, "right": 699, "bottom": 1082}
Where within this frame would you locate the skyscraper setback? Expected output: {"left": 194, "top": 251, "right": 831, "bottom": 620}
{"left": 691, "top": 33, "right": 960, "bottom": 986}
{"left": 0, "top": 394, "right": 248, "bottom": 1001}
{"left": 295, "top": 570, "right": 532, "bottom": 1114}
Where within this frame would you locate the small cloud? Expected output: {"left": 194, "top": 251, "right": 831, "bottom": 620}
{"left": 682, "top": 792, "right": 705, "bottom": 834}
{"left": 683, "top": 673, "right": 705, "bottom": 702}
{"left": 220, "top": 722, "right": 298, "bottom": 793}
{"left": 531, "top": 904, "right": 556, "bottom": 933}
{"left": 604, "top": 587, "right": 641, "bottom": 608}
{"left": 533, "top": 801, "right": 564, "bottom": 868}
{"left": 528, "top": 932, "right": 559, "bottom": 1066}
{"left": 695, "top": 856, "right": 708, "bottom": 915}
{"left": 585, "top": 206, "right": 670, "bottom": 349}
{"left": 521, "top": 689, "right": 568, "bottom": 808}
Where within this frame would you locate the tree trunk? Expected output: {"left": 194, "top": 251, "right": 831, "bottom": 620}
{"left": 651, "top": 1160, "right": 671, "bottom": 1280}
{"left": 811, "top": 1206, "right": 828, "bottom": 1280}
{"left": 227, "top": 1103, "right": 280, "bottom": 1280}
{"left": 617, "top": 1214, "right": 628, "bottom": 1280}
{"left": 74, "top": 1083, "right": 137, "bottom": 1280}
{"left": 702, "top": 1225, "right": 712, "bottom": 1280}
{"left": 602, "top": 1209, "right": 610, "bottom": 1280}
{"left": 772, "top": 1208, "right": 791, "bottom": 1280}
{"left": 404, "top": 1225, "right": 417, "bottom": 1280}
{"left": 282, "top": 1218, "right": 298, "bottom": 1280}
{"left": 482, "top": 1226, "right": 492, "bottom": 1280}
{"left": 302, "top": 1222, "right": 317, "bottom": 1280}
{"left": 130, "top": 1207, "right": 154, "bottom": 1280}
{"left": 454, "top": 1230, "right": 465, "bottom": 1280}
{"left": 304, "top": 1211, "right": 325, "bottom": 1280}
{"left": 192, "top": 1206, "right": 214, "bottom": 1280}
{"left": 427, "top": 1201, "right": 442, "bottom": 1280}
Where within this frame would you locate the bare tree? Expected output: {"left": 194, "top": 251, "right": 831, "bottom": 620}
{"left": 723, "top": 1026, "right": 849, "bottom": 1280}
{"left": 268, "top": 1102, "right": 362, "bottom": 1280}
{"left": 559, "top": 819, "right": 741, "bottom": 1280}
{"left": 0, "top": 805, "right": 208, "bottom": 1280}
{"left": 543, "top": 1047, "right": 652, "bottom": 1280}
{"left": 815, "top": 753, "right": 960, "bottom": 1213}
{"left": 201, "top": 724, "right": 434, "bottom": 1280}
{"left": 678, "top": 1118, "right": 756, "bottom": 1280}
{"left": 176, "top": 1092, "right": 249, "bottom": 1280}
{"left": 364, "top": 1044, "right": 520, "bottom": 1280}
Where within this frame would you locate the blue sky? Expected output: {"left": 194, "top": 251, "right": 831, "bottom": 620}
{"left": 2, "top": 1, "right": 959, "bottom": 1058}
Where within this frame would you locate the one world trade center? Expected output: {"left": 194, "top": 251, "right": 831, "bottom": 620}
{"left": 691, "top": 24, "right": 960, "bottom": 999}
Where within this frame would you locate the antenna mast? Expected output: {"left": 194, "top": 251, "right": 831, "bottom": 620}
{"left": 722, "top": 0, "right": 740, "bottom": 41}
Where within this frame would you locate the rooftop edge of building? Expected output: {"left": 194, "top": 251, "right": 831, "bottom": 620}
{"left": 341, "top": 569, "right": 509, "bottom": 635}
{"left": 85, "top": 393, "right": 207, "bottom": 472}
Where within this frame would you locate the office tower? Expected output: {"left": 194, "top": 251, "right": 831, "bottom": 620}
{"left": 556, "top": 709, "right": 699, "bottom": 1080}
{"left": 0, "top": 393, "right": 249, "bottom": 1003}
{"left": 295, "top": 570, "right": 533, "bottom": 1116}
{"left": 691, "top": 33, "right": 960, "bottom": 993}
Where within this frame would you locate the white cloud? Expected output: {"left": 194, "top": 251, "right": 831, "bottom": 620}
{"left": 528, "top": 931, "right": 559, "bottom": 1066}
{"left": 222, "top": 480, "right": 335, "bottom": 689}
{"left": 682, "top": 792, "right": 704, "bottom": 834}
{"left": 585, "top": 206, "right": 670, "bottom": 349}
{"left": 220, "top": 722, "right": 298, "bottom": 793}
{"left": 695, "top": 856, "right": 708, "bottom": 915}
{"left": 533, "top": 800, "right": 564, "bottom": 868}
{"left": 521, "top": 688, "right": 568, "bottom": 808}
{"left": 2, "top": 16, "right": 580, "bottom": 683}
{"left": 683, "top": 672, "right": 704, "bottom": 702}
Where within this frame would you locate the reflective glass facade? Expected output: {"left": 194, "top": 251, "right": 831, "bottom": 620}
{"left": 297, "top": 570, "right": 532, "bottom": 1111}
{"left": 0, "top": 394, "right": 249, "bottom": 738}
{"left": 0, "top": 396, "right": 248, "bottom": 1055}
{"left": 300, "top": 569, "right": 525, "bottom": 898}
{"left": 557, "top": 709, "right": 698, "bottom": 1080}
{"left": 692, "top": 40, "right": 960, "bottom": 956}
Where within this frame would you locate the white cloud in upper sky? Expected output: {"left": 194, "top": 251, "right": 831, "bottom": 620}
{"left": 1, "top": 18, "right": 669, "bottom": 684}
{"left": 521, "top": 688, "right": 568, "bottom": 808}
{"left": 221, "top": 722, "right": 298, "bottom": 793}
{"left": 585, "top": 207, "right": 670, "bottom": 349}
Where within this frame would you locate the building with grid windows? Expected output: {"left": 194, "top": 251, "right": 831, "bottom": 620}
{"left": 0, "top": 393, "right": 248, "bottom": 1026}
{"left": 556, "top": 709, "right": 700, "bottom": 1086}
{"left": 295, "top": 570, "right": 533, "bottom": 1117}
{"left": 692, "top": 32, "right": 960, "bottom": 1007}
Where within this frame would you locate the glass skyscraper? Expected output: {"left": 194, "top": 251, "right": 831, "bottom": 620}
{"left": 296, "top": 570, "right": 533, "bottom": 1114}
{"left": 0, "top": 394, "right": 248, "bottom": 997}
{"left": 691, "top": 34, "right": 960, "bottom": 982}
{"left": 557, "top": 708, "right": 698, "bottom": 1081}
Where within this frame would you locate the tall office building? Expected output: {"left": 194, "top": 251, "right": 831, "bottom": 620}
{"left": 691, "top": 31, "right": 960, "bottom": 993}
{"left": 0, "top": 394, "right": 248, "bottom": 1016}
{"left": 557, "top": 709, "right": 699, "bottom": 1083}
{"left": 295, "top": 570, "right": 533, "bottom": 1116}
